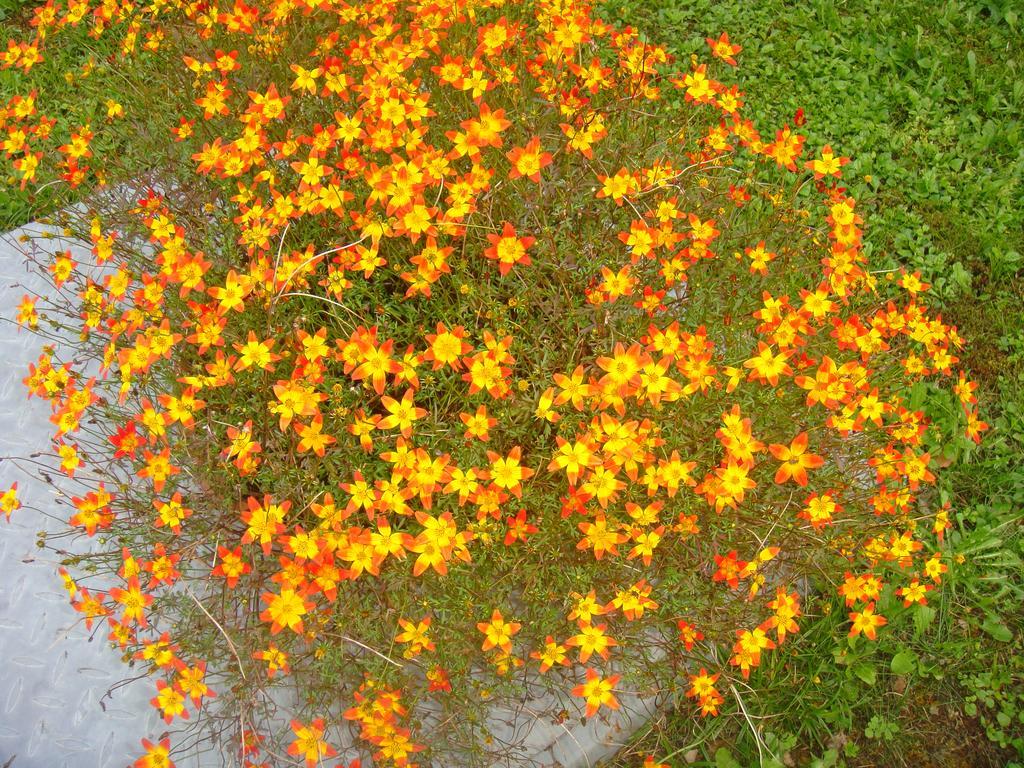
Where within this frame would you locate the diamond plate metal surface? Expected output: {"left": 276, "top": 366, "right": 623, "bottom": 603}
{"left": 0, "top": 222, "right": 163, "bottom": 768}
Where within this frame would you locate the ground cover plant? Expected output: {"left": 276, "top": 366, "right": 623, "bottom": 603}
{"left": 601, "top": 1, "right": 1024, "bottom": 765}
{"left": 0, "top": 0, "right": 1000, "bottom": 766}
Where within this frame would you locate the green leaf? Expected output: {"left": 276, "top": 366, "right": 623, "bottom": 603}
{"left": 715, "top": 747, "right": 742, "bottom": 768}
{"left": 891, "top": 650, "right": 918, "bottom": 676}
{"left": 981, "top": 615, "right": 1014, "bottom": 643}
{"left": 809, "top": 750, "right": 839, "bottom": 768}
{"left": 853, "top": 663, "right": 877, "bottom": 686}
{"left": 914, "top": 604, "right": 936, "bottom": 638}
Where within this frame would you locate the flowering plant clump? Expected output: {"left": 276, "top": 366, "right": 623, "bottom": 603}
{"left": 2, "top": 0, "right": 987, "bottom": 765}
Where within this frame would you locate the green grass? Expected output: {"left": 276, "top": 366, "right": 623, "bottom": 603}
{"left": 0, "top": 3, "right": 131, "bottom": 230}
{"left": 0, "top": 0, "right": 34, "bottom": 23}
{"left": 603, "top": 0, "right": 1024, "bottom": 765}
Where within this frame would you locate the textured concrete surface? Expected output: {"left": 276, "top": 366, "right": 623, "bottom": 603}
{"left": 0, "top": 221, "right": 161, "bottom": 768}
